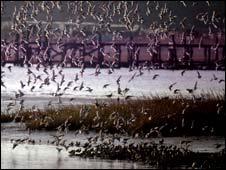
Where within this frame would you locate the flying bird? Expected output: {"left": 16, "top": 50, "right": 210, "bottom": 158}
{"left": 174, "top": 89, "right": 180, "bottom": 94}
{"left": 169, "top": 82, "right": 177, "bottom": 91}
{"left": 218, "top": 79, "right": 225, "bottom": 83}
{"left": 193, "top": 81, "right": 198, "bottom": 90}
{"left": 106, "top": 93, "right": 113, "bottom": 98}
{"left": 103, "top": 84, "right": 110, "bottom": 88}
{"left": 181, "top": 70, "right": 186, "bottom": 76}
{"left": 86, "top": 87, "right": 93, "bottom": 93}
{"left": 152, "top": 74, "right": 159, "bottom": 80}
{"left": 7, "top": 66, "right": 12, "bottom": 72}
{"left": 116, "top": 75, "right": 122, "bottom": 85}
{"left": 12, "top": 143, "right": 19, "bottom": 149}
{"left": 128, "top": 72, "right": 137, "bottom": 82}
{"left": 196, "top": 71, "right": 202, "bottom": 79}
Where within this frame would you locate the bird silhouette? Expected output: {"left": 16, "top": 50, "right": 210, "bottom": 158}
{"left": 214, "top": 143, "right": 222, "bottom": 149}
{"left": 1, "top": 81, "right": 6, "bottom": 88}
{"left": 152, "top": 74, "right": 159, "bottom": 80}
{"left": 103, "top": 84, "right": 110, "bottom": 88}
{"left": 7, "top": 66, "right": 12, "bottom": 72}
{"left": 12, "top": 142, "right": 19, "bottom": 149}
{"left": 116, "top": 75, "right": 122, "bottom": 85}
{"left": 79, "top": 82, "right": 84, "bottom": 91}
{"left": 210, "top": 74, "right": 218, "bottom": 81}
{"left": 106, "top": 93, "right": 113, "bottom": 98}
{"left": 186, "top": 81, "right": 198, "bottom": 93}
{"left": 181, "top": 70, "right": 186, "bottom": 76}
{"left": 128, "top": 72, "right": 137, "bottom": 82}
{"left": 174, "top": 89, "right": 180, "bottom": 94}
{"left": 196, "top": 71, "right": 202, "bottom": 79}
{"left": 86, "top": 87, "right": 93, "bottom": 93}
{"left": 56, "top": 147, "right": 63, "bottom": 153}
{"left": 218, "top": 79, "right": 225, "bottom": 83}
{"left": 169, "top": 82, "right": 177, "bottom": 91}
{"left": 193, "top": 81, "right": 198, "bottom": 90}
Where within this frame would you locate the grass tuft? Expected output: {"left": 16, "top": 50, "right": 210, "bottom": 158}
{"left": 1, "top": 96, "right": 225, "bottom": 136}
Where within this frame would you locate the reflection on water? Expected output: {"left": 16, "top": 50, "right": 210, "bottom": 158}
{"left": 1, "top": 122, "right": 152, "bottom": 169}
{"left": 1, "top": 141, "right": 151, "bottom": 169}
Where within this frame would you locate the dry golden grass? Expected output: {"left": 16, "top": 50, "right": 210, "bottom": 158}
{"left": 1, "top": 95, "right": 225, "bottom": 136}
{"left": 1, "top": 113, "right": 15, "bottom": 122}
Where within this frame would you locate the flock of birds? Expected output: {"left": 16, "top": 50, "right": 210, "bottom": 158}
{"left": 9, "top": 129, "right": 224, "bottom": 169}
{"left": 2, "top": 1, "right": 224, "bottom": 34}
{"left": 1, "top": 1, "right": 225, "bottom": 167}
{"left": 1, "top": 64, "right": 225, "bottom": 114}
{"left": 1, "top": 1, "right": 225, "bottom": 70}
{"left": 2, "top": 64, "right": 225, "bottom": 158}
{"left": 2, "top": 63, "right": 224, "bottom": 166}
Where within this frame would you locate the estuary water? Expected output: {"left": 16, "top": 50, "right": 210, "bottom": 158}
{"left": 1, "top": 66, "right": 225, "bottom": 112}
{"left": 1, "top": 123, "right": 225, "bottom": 169}
{"left": 1, "top": 66, "right": 225, "bottom": 169}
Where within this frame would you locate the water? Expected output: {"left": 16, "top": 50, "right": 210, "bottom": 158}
{"left": 1, "top": 123, "right": 153, "bottom": 169}
{"left": 1, "top": 123, "right": 225, "bottom": 169}
{"left": 1, "top": 66, "right": 225, "bottom": 169}
{"left": 1, "top": 66, "right": 225, "bottom": 112}
{"left": 1, "top": 141, "right": 152, "bottom": 169}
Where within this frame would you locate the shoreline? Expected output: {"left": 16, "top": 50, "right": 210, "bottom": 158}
{"left": 1, "top": 122, "right": 225, "bottom": 169}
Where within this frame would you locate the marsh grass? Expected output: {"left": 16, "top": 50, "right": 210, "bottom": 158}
{"left": 1, "top": 113, "right": 15, "bottom": 122}
{"left": 73, "top": 140, "right": 225, "bottom": 169}
{"left": 1, "top": 95, "right": 225, "bottom": 136}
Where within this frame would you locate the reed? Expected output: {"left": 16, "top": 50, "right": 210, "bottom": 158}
{"left": 1, "top": 113, "right": 15, "bottom": 122}
{"left": 1, "top": 95, "right": 225, "bottom": 136}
